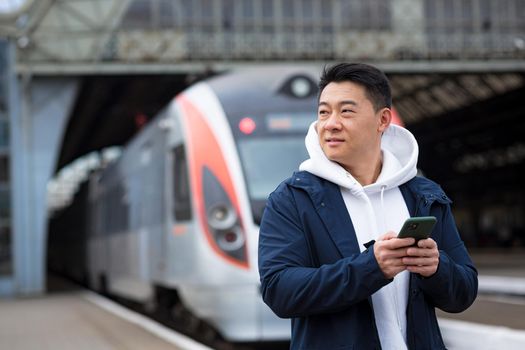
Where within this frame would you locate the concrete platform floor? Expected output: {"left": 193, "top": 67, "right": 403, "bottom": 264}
{"left": 0, "top": 291, "right": 208, "bottom": 350}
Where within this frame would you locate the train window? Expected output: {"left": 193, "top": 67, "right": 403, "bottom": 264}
{"left": 173, "top": 145, "right": 192, "bottom": 221}
{"left": 237, "top": 135, "right": 308, "bottom": 224}
{"left": 238, "top": 136, "right": 308, "bottom": 200}
{"left": 0, "top": 155, "right": 8, "bottom": 182}
{"left": 0, "top": 225, "right": 12, "bottom": 276}
{"left": 0, "top": 119, "right": 8, "bottom": 148}
{"left": 0, "top": 188, "right": 10, "bottom": 220}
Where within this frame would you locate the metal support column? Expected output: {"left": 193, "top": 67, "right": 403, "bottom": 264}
{"left": 0, "top": 39, "right": 17, "bottom": 295}
{"left": 7, "top": 43, "right": 79, "bottom": 295}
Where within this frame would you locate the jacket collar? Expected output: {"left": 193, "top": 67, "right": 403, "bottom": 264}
{"left": 289, "top": 171, "right": 361, "bottom": 257}
{"left": 399, "top": 177, "right": 452, "bottom": 217}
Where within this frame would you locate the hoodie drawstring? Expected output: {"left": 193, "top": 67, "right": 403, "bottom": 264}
{"left": 380, "top": 185, "right": 387, "bottom": 233}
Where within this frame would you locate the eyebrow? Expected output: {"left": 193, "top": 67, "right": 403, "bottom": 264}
{"left": 318, "top": 100, "right": 358, "bottom": 107}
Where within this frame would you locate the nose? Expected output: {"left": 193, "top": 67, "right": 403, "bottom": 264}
{"left": 323, "top": 112, "right": 342, "bottom": 131}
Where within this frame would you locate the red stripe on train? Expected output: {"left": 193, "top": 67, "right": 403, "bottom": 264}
{"left": 177, "top": 95, "right": 249, "bottom": 270}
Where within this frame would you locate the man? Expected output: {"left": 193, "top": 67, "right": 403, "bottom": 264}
{"left": 258, "top": 63, "right": 478, "bottom": 349}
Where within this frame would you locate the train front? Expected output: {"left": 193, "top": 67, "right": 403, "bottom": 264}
{"left": 175, "top": 67, "right": 319, "bottom": 341}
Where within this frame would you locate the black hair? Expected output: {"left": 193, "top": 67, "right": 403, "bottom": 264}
{"left": 318, "top": 63, "right": 392, "bottom": 111}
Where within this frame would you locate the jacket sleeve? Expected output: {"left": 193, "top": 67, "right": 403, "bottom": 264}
{"left": 417, "top": 202, "right": 478, "bottom": 313}
{"left": 258, "top": 185, "right": 391, "bottom": 318}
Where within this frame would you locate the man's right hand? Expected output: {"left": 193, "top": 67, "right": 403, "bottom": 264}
{"left": 373, "top": 231, "right": 415, "bottom": 279}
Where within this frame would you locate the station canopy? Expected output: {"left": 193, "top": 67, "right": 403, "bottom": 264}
{"left": 1, "top": 0, "right": 524, "bottom": 201}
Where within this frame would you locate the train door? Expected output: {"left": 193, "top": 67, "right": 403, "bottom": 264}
{"left": 137, "top": 141, "right": 153, "bottom": 286}
{"left": 164, "top": 142, "right": 195, "bottom": 282}
{"left": 108, "top": 137, "right": 163, "bottom": 301}
{"left": 145, "top": 130, "right": 168, "bottom": 283}
{"left": 129, "top": 135, "right": 167, "bottom": 288}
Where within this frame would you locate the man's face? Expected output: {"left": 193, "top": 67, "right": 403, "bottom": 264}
{"left": 317, "top": 81, "right": 388, "bottom": 170}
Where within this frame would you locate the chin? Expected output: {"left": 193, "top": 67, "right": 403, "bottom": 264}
{"left": 326, "top": 153, "right": 342, "bottom": 163}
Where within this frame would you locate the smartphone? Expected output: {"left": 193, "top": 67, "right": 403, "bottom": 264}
{"left": 397, "top": 216, "right": 437, "bottom": 241}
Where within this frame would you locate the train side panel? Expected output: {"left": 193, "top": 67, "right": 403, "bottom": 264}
{"left": 87, "top": 111, "right": 169, "bottom": 300}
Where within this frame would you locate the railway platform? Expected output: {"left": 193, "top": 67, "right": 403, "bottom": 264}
{"left": 471, "top": 248, "right": 525, "bottom": 296}
{"left": 0, "top": 249, "right": 524, "bottom": 350}
{"left": 0, "top": 287, "right": 212, "bottom": 350}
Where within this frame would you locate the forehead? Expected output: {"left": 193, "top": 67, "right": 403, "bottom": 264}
{"left": 319, "top": 81, "right": 367, "bottom": 103}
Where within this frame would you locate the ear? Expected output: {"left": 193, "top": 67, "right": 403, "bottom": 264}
{"left": 378, "top": 108, "right": 392, "bottom": 133}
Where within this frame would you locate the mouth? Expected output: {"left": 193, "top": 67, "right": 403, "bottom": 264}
{"left": 325, "top": 137, "right": 344, "bottom": 145}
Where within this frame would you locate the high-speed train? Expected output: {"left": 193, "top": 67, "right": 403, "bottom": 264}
{"left": 48, "top": 66, "right": 324, "bottom": 342}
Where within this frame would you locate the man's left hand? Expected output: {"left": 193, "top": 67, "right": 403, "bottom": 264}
{"left": 402, "top": 238, "right": 440, "bottom": 277}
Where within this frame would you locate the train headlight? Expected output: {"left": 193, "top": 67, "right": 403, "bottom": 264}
{"left": 207, "top": 204, "right": 236, "bottom": 230}
{"left": 278, "top": 74, "right": 317, "bottom": 99}
{"left": 216, "top": 228, "right": 245, "bottom": 252}
{"left": 202, "top": 166, "right": 247, "bottom": 266}
{"left": 291, "top": 77, "right": 312, "bottom": 98}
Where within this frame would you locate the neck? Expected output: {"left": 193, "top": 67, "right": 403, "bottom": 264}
{"left": 342, "top": 151, "right": 383, "bottom": 186}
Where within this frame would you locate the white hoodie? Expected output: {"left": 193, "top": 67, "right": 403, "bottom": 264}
{"left": 299, "top": 122, "right": 419, "bottom": 350}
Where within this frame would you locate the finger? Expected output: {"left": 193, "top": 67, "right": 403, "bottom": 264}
{"left": 375, "top": 242, "right": 412, "bottom": 261}
{"left": 406, "top": 246, "right": 439, "bottom": 257}
{"left": 378, "top": 231, "right": 398, "bottom": 241}
{"left": 375, "top": 244, "right": 409, "bottom": 261}
{"left": 402, "top": 256, "right": 439, "bottom": 266}
{"left": 387, "top": 237, "right": 416, "bottom": 249}
{"left": 417, "top": 238, "right": 437, "bottom": 249}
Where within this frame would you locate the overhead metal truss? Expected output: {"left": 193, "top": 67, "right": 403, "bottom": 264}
{"left": 2, "top": 0, "right": 131, "bottom": 62}
{"left": 0, "top": 0, "right": 523, "bottom": 75}
{"left": 390, "top": 72, "right": 524, "bottom": 123}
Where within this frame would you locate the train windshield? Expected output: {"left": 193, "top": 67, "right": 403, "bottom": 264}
{"left": 237, "top": 135, "right": 309, "bottom": 225}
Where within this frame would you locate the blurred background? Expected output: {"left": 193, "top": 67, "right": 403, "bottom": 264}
{"left": 0, "top": 0, "right": 524, "bottom": 349}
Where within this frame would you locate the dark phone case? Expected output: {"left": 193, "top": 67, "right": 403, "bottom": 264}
{"left": 397, "top": 216, "right": 437, "bottom": 241}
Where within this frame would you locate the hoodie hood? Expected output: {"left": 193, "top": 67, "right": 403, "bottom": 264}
{"left": 299, "top": 121, "right": 418, "bottom": 194}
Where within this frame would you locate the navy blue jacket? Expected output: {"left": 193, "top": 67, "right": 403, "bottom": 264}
{"left": 259, "top": 171, "right": 478, "bottom": 350}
